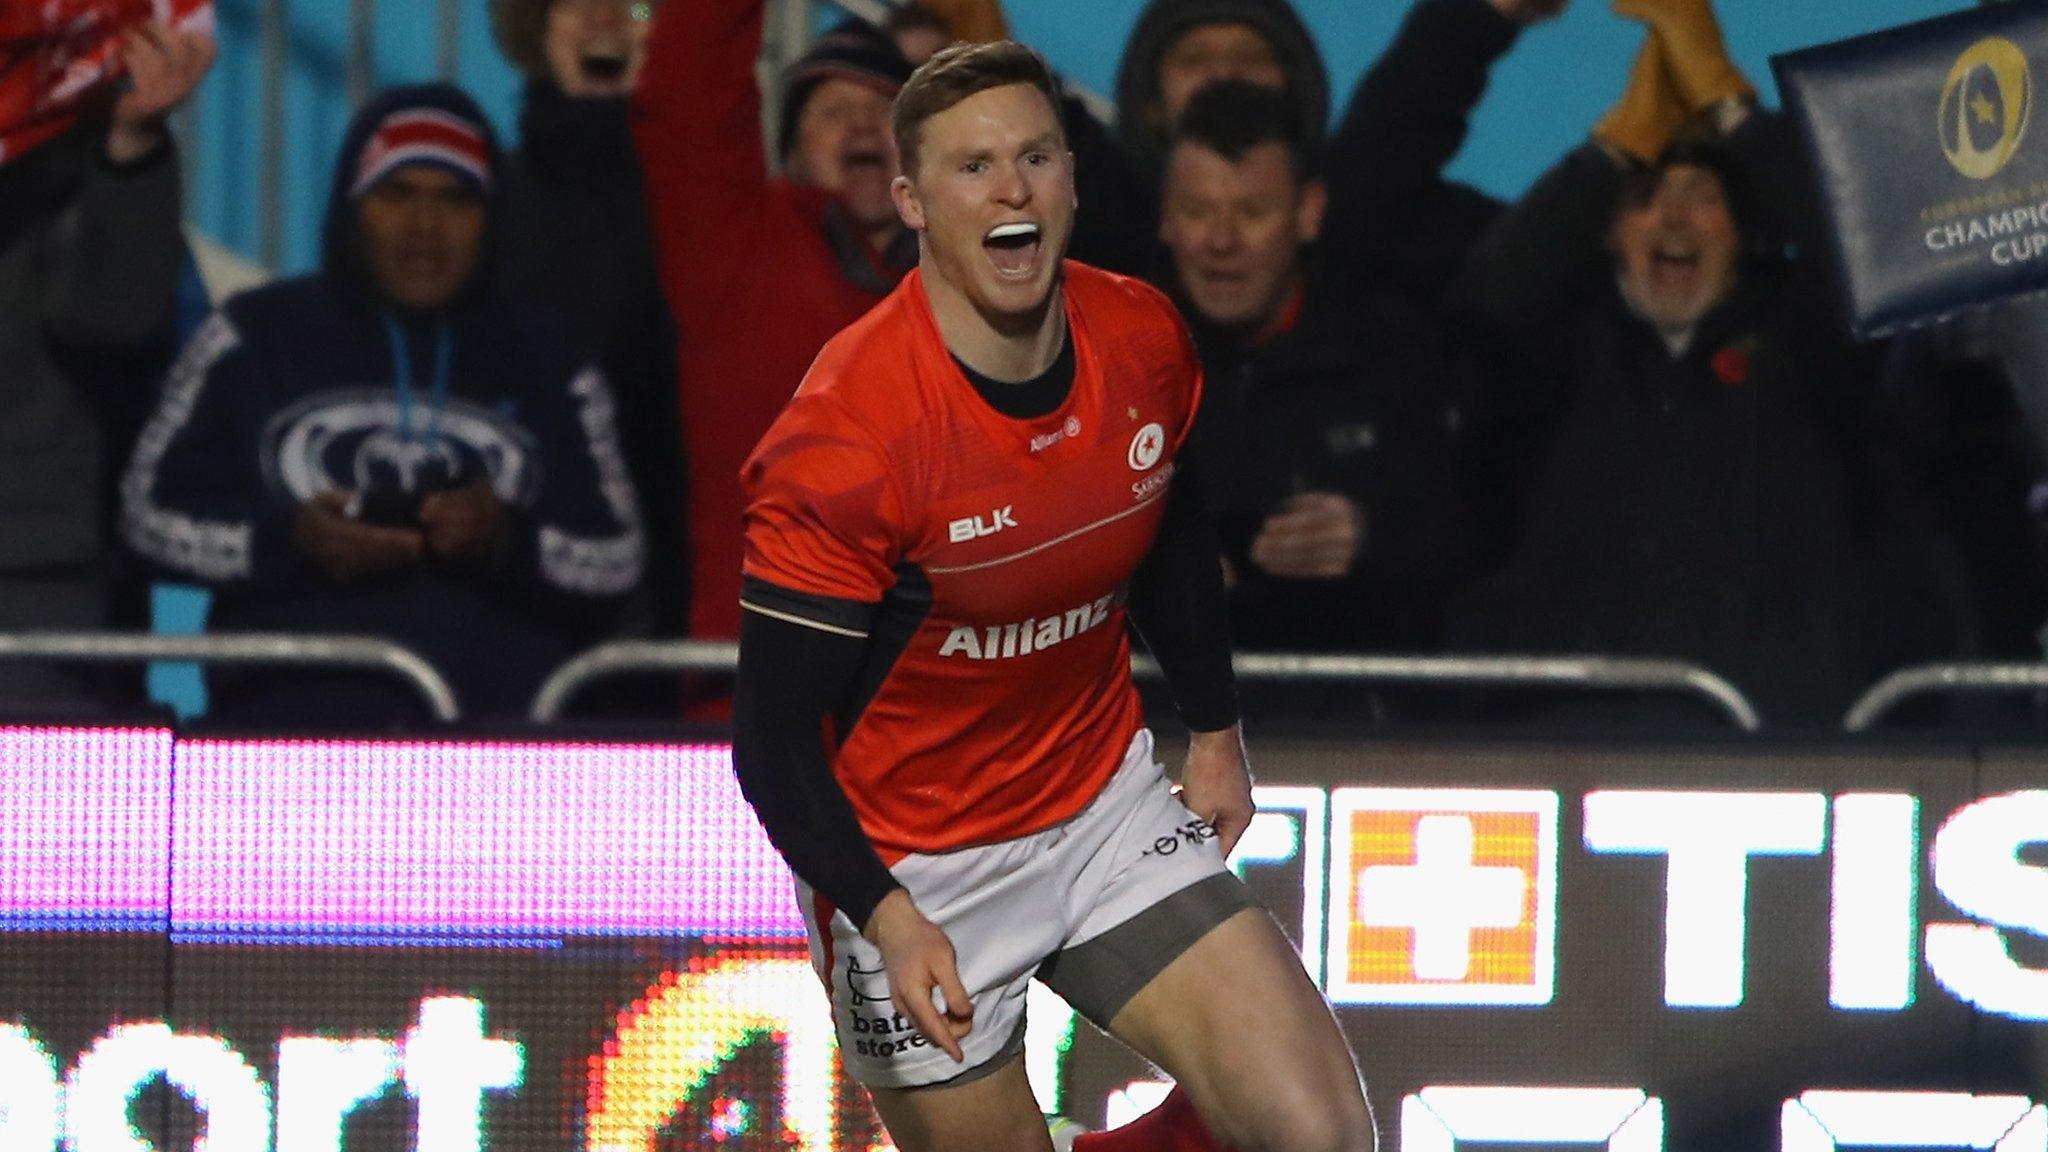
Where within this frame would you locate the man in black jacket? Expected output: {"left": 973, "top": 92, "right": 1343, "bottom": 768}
{"left": 1451, "top": 7, "right": 1953, "bottom": 727}
{"left": 1159, "top": 81, "right": 1476, "bottom": 656}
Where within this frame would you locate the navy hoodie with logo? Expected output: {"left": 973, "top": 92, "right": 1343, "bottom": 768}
{"left": 120, "top": 85, "right": 645, "bottom": 723}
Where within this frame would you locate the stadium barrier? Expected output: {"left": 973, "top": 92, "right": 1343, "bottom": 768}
{"left": 1844, "top": 662, "right": 2048, "bottom": 732}
{"left": 0, "top": 631, "right": 460, "bottom": 721}
{"left": 526, "top": 639, "right": 1765, "bottom": 730}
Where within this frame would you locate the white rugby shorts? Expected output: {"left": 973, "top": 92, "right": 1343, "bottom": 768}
{"left": 797, "top": 727, "right": 1238, "bottom": 1090}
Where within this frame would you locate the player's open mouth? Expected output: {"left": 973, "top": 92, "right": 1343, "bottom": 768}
{"left": 984, "top": 221, "right": 1042, "bottom": 279}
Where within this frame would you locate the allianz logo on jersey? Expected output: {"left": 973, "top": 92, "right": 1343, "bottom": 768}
{"left": 947, "top": 505, "right": 1017, "bottom": 543}
{"left": 938, "top": 593, "right": 1117, "bottom": 660}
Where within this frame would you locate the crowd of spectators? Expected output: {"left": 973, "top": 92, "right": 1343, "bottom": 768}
{"left": 12, "top": 0, "right": 2048, "bottom": 730}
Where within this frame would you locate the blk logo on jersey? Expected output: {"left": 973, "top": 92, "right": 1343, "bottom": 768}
{"left": 1128, "top": 422, "right": 1166, "bottom": 471}
{"left": 1325, "top": 789, "right": 1558, "bottom": 1006}
{"left": 947, "top": 505, "right": 1018, "bottom": 543}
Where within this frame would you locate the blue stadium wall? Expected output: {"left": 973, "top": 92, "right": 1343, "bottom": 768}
{"left": 187, "top": 0, "right": 1964, "bottom": 275}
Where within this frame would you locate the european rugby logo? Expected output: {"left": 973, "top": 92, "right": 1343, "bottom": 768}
{"left": 1939, "top": 36, "right": 2033, "bottom": 180}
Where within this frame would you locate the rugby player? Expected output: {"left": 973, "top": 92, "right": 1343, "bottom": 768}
{"left": 731, "top": 41, "right": 1374, "bottom": 1152}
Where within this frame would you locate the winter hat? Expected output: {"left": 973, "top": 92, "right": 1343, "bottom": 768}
{"left": 1114, "top": 0, "right": 1329, "bottom": 182}
{"left": 348, "top": 100, "right": 495, "bottom": 198}
{"left": 776, "top": 18, "right": 914, "bottom": 158}
{"left": 322, "top": 85, "right": 505, "bottom": 292}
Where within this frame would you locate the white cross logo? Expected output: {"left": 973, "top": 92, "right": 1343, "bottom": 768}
{"left": 1356, "top": 815, "right": 1527, "bottom": 981}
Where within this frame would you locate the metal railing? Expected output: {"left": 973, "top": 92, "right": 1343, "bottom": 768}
{"left": 0, "top": 632, "right": 460, "bottom": 722}
{"left": 1842, "top": 662, "right": 2048, "bottom": 732}
{"left": 527, "top": 640, "right": 1763, "bottom": 729}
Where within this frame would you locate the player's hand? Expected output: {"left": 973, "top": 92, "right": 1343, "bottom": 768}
{"left": 862, "top": 890, "right": 974, "bottom": 1064}
{"left": 107, "top": 21, "right": 218, "bottom": 165}
{"left": 294, "top": 491, "right": 425, "bottom": 584}
{"left": 1178, "top": 726, "right": 1255, "bottom": 859}
{"left": 418, "top": 482, "right": 506, "bottom": 566}
{"left": 1248, "top": 492, "right": 1365, "bottom": 580}
{"left": 1488, "top": 0, "right": 1569, "bottom": 26}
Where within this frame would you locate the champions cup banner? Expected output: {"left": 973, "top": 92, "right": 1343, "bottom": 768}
{"left": 1775, "top": 2, "right": 2048, "bottom": 338}
{"left": 5, "top": 727, "right": 2048, "bottom": 1152}
{"left": 0, "top": 0, "right": 215, "bottom": 167}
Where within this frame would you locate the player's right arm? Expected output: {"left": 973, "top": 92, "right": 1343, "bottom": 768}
{"left": 733, "top": 391, "right": 973, "bottom": 1062}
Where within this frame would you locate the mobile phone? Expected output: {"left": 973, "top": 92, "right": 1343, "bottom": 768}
{"left": 354, "top": 489, "right": 422, "bottom": 527}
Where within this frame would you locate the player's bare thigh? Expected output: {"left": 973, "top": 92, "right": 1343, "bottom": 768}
{"left": 866, "top": 1052, "right": 1055, "bottom": 1152}
{"left": 1106, "top": 906, "right": 1377, "bottom": 1152}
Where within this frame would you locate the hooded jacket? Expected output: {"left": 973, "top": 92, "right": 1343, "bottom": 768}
{"left": 121, "top": 85, "right": 646, "bottom": 723}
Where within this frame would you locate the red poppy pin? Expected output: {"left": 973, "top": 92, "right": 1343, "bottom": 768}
{"left": 1710, "top": 344, "right": 1752, "bottom": 386}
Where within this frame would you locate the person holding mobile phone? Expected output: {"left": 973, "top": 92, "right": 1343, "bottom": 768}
{"left": 121, "top": 84, "right": 646, "bottom": 723}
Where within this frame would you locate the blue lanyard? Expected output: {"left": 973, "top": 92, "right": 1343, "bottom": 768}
{"left": 382, "top": 314, "right": 453, "bottom": 449}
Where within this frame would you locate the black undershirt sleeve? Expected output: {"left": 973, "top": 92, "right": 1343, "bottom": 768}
{"left": 1125, "top": 470, "right": 1242, "bottom": 732}
{"left": 731, "top": 598, "right": 903, "bottom": 933}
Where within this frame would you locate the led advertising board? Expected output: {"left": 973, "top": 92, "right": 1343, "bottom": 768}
{"left": 3, "top": 730, "right": 2044, "bottom": 1151}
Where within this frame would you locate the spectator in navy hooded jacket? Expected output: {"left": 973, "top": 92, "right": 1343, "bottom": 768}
{"left": 120, "top": 84, "right": 645, "bottom": 725}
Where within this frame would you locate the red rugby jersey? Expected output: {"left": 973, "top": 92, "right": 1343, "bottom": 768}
{"left": 740, "top": 262, "right": 1202, "bottom": 859}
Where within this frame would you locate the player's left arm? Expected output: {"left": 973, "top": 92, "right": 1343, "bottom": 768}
{"left": 1125, "top": 468, "right": 1254, "bottom": 857}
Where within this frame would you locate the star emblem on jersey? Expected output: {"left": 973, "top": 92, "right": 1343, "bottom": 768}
{"left": 1128, "top": 422, "right": 1166, "bottom": 471}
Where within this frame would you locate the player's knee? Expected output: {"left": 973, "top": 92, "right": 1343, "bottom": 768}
{"left": 1230, "top": 1078, "right": 1376, "bottom": 1152}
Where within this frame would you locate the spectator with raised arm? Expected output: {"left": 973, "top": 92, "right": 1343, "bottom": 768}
{"left": 631, "top": 0, "right": 914, "bottom": 709}
{"left": 0, "top": 12, "right": 214, "bottom": 706}
{"left": 491, "top": 0, "right": 685, "bottom": 650}
{"left": 121, "top": 85, "right": 644, "bottom": 725}
{"left": 1451, "top": 2, "right": 1953, "bottom": 727}
{"left": 1071, "top": 0, "right": 1561, "bottom": 279}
